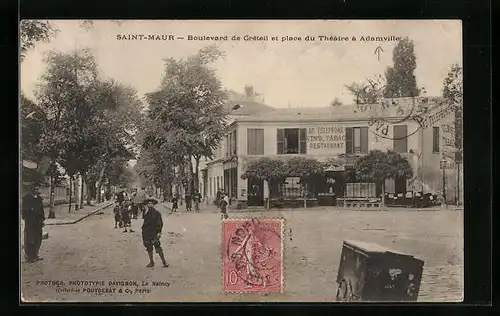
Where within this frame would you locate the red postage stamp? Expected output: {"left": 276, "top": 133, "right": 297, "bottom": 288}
{"left": 222, "top": 218, "right": 284, "bottom": 293}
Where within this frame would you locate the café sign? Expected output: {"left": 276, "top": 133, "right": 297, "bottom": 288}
{"left": 307, "top": 126, "right": 346, "bottom": 154}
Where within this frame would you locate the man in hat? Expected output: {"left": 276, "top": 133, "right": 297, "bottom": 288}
{"left": 142, "top": 198, "right": 169, "bottom": 268}
{"left": 21, "top": 183, "right": 46, "bottom": 263}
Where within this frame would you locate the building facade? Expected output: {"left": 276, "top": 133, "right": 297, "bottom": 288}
{"left": 205, "top": 97, "right": 463, "bottom": 207}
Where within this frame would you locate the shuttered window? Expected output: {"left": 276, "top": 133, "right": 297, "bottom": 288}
{"left": 345, "top": 127, "right": 353, "bottom": 154}
{"left": 277, "top": 128, "right": 307, "bottom": 155}
{"left": 432, "top": 127, "right": 440, "bottom": 153}
{"left": 393, "top": 125, "right": 408, "bottom": 153}
{"left": 247, "top": 128, "right": 264, "bottom": 155}
{"left": 277, "top": 129, "right": 285, "bottom": 154}
{"left": 345, "top": 127, "right": 368, "bottom": 154}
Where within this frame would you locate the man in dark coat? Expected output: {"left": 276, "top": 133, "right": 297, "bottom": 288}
{"left": 22, "top": 184, "right": 45, "bottom": 263}
{"left": 142, "top": 198, "right": 169, "bottom": 268}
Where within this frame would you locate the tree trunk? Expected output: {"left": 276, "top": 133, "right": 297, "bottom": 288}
{"left": 48, "top": 176, "right": 56, "bottom": 218}
{"left": 75, "top": 175, "right": 80, "bottom": 210}
{"left": 85, "top": 178, "right": 93, "bottom": 205}
{"left": 187, "top": 156, "right": 193, "bottom": 196}
{"left": 381, "top": 181, "right": 386, "bottom": 209}
{"left": 96, "top": 163, "right": 107, "bottom": 203}
{"left": 80, "top": 172, "right": 85, "bottom": 208}
{"left": 68, "top": 175, "right": 73, "bottom": 213}
{"left": 194, "top": 156, "right": 200, "bottom": 211}
{"left": 267, "top": 181, "right": 271, "bottom": 210}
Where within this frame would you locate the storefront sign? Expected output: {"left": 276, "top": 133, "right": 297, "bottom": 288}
{"left": 307, "top": 126, "right": 346, "bottom": 154}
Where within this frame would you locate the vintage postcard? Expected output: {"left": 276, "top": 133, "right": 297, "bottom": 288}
{"left": 20, "top": 20, "right": 463, "bottom": 302}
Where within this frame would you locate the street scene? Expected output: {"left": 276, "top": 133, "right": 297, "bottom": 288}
{"left": 20, "top": 20, "right": 463, "bottom": 302}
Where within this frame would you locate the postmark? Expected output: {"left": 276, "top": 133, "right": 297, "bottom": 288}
{"left": 222, "top": 218, "right": 284, "bottom": 293}
{"left": 354, "top": 84, "right": 454, "bottom": 141}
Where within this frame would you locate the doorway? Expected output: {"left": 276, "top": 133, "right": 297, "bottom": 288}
{"left": 247, "top": 179, "right": 264, "bottom": 206}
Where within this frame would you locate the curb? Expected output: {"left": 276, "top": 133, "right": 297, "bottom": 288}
{"left": 45, "top": 201, "right": 114, "bottom": 226}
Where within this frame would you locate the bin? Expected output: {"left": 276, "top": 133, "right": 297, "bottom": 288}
{"left": 336, "top": 240, "right": 424, "bottom": 302}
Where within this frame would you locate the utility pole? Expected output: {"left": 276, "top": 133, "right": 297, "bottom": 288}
{"left": 440, "top": 159, "right": 447, "bottom": 208}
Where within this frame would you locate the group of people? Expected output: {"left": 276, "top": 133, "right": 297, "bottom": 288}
{"left": 113, "top": 187, "right": 148, "bottom": 231}
{"left": 113, "top": 188, "right": 169, "bottom": 268}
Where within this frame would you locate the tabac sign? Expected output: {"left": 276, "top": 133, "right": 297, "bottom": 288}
{"left": 307, "top": 126, "right": 346, "bottom": 155}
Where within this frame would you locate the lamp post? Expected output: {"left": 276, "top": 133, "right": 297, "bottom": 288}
{"left": 439, "top": 159, "right": 447, "bottom": 208}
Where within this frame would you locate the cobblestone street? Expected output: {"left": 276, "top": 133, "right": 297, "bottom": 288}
{"left": 20, "top": 204, "right": 463, "bottom": 302}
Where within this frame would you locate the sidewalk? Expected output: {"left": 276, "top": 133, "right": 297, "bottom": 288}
{"left": 43, "top": 200, "right": 114, "bottom": 225}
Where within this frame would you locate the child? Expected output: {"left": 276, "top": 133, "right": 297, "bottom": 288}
{"left": 121, "top": 200, "right": 134, "bottom": 233}
{"left": 113, "top": 201, "right": 122, "bottom": 228}
{"left": 171, "top": 196, "right": 178, "bottom": 214}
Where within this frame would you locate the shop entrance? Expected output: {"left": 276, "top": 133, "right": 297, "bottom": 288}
{"left": 247, "top": 179, "right": 264, "bottom": 206}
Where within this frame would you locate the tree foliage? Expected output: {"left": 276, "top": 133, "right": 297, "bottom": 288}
{"left": 20, "top": 20, "right": 57, "bottom": 61}
{"left": 345, "top": 74, "right": 386, "bottom": 104}
{"left": 345, "top": 38, "right": 422, "bottom": 104}
{"left": 241, "top": 158, "right": 287, "bottom": 183}
{"left": 443, "top": 64, "right": 463, "bottom": 107}
{"left": 383, "top": 37, "right": 420, "bottom": 98}
{"left": 285, "top": 157, "right": 325, "bottom": 180}
{"left": 142, "top": 45, "right": 228, "bottom": 195}
{"left": 330, "top": 98, "right": 343, "bottom": 106}
{"left": 354, "top": 149, "right": 413, "bottom": 184}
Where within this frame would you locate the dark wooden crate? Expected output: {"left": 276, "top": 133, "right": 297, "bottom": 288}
{"left": 336, "top": 240, "right": 424, "bottom": 302}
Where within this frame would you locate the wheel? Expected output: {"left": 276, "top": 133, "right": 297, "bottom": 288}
{"left": 336, "top": 279, "right": 350, "bottom": 302}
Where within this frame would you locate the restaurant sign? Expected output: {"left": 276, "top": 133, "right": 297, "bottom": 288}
{"left": 307, "top": 126, "right": 346, "bottom": 155}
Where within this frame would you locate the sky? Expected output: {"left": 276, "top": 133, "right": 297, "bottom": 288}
{"left": 20, "top": 20, "right": 462, "bottom": 108}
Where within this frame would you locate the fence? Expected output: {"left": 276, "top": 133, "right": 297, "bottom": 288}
{"left": 345, "top": 183, "right": 377, "bottom": 198}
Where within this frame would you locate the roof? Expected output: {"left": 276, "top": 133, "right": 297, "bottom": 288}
{"left": 234, "top": 97, "right": 451, "bottom": 123}
{"left": 223, "top": 99, "right": 274, "bottom": 116}
{"left": 343, "top": 240, "right": 412, "bottom": 257}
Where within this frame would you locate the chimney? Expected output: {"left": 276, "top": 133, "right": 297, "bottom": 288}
{"left": 244, "top": 85, "right": 254, "bottom": 100}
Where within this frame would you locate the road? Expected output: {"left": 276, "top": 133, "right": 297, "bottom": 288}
{"left": 21, "top": 204, "right": 463, "bottom": 302}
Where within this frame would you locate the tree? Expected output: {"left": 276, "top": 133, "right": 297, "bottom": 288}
{"left": 383, "top": 37, "right": 419, "bottom": 98}
{"left": 20, "top": 20, "right": 57, "bottom": 61}
{"left": 345, "top": 74, "right": 386, "bottom": 104}
{"left": 241, "top": 158, "right": 288, "bottom": 209}
{"left": 330, "top": 98, "right": 343, "bottom": 106}
{"left": 286, "top": 157, "right": 325, "bottom": 194}
{"left": 144, "top": 45, "right": 228, "bottom": 203}
{"left": 354, "top": 149, "right": 413, "bottom": 206}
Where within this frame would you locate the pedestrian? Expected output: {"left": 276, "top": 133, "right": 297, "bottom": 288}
{"left": 220, "top": 192, "right": 229, "bottom": 219}
{"left": 142, "top": 198, "right": 169, "bottom": 268}
{"left": 135, "top": 187, "right": 147, "bottom": 218}
{"left": 193, "top": 191, "right": 201, "bottom": 213}
{"left": 185, "top": 193, "right": 192, "bottom": 212}
{"left": 171, "top": 195, "right": 178, "bottom": 214}
{"left": 116, "top": 190, "right": 125, "bottom": 205}
{"left": 121, "top": 199, "right": 134, "bottom": 233}
{"left": 21, "top": 183, "right": 46, "bottom": 263}
{"left": 113, "top": 200, "right": 122, "bottom": 228}
{"left": 215, "top": 189, "right": 223, "bottom": 209}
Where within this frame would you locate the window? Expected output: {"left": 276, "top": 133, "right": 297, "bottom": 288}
{"left": 432, "top": 127, "right": 440, "bottom": 153}
{"left": 345, "top": 127, "right": 368, "bottom": 154}
{"left": 393, "top": 125, "right": 408, "bottom": 153}
{"left": 209, "top": 177, "right": 212, "bottom": 196}
{"left": 247, "top": 128, "right": 264, "bottom": 155}
{"left": 279, "top": 177, "right": 307, "bottom": 198}
{"left": 277, "top": 128, "right": 307, "bottom": 154}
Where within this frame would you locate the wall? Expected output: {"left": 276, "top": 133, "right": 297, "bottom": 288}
{"left": 206, "top": 160, "right": 224, "bottom": 202}
{"left": 235, "top": 120, "right": 423, "bottom": 200}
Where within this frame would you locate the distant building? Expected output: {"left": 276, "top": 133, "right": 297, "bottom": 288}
{"left": 197, "top": 86, "right": 273, "bottom": 200}
{"left": 204, "top": 97, "right": 463, "bottom": 207}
